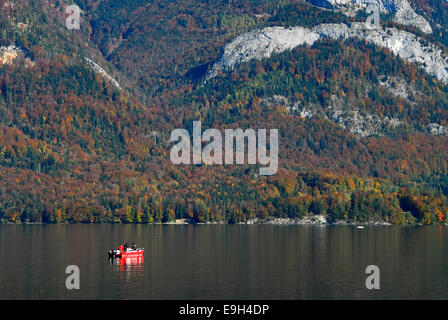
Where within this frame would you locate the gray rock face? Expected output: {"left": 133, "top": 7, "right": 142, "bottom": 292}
{"left": 207, "top": 23, "right": 448, "bottom": 84}
{"left": 261, "top": 95, "right": 404, "bottom": 137}
{"left": 428, "top": 123, "right": 448, "bottom": 135}
{"left": 327, "top": 104, "right": 403, "bottom": 137}
{"left": 85, "top": 58, "right": 121, "bottom": 90}
{"left": 314, "top": 23, "right": 448, "bottom": 83}
{"left": 207, "top": 27, "right": 319, "bottom": 80}
{"left": 306, "top": 0, "right": 432, "bottom": 34}
{"left": 378, "top": 75, "right": 414, "bottom": 99}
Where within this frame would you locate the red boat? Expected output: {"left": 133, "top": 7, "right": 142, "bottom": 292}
{"left": 109, "top": 245, "right": 144, "bottom": 259}
{"left": 117, "top": 248, "right": 144, "bottom": 258}
{"left": 117, "top": 256, "right": 144, "bottom": 265}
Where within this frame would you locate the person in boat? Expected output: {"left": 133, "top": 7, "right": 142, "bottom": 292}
{"left": 132, "top": 242, "right": 137, "bottom": 250}
{"left": 124, "top": 242, "right": 128, "bottom": 251}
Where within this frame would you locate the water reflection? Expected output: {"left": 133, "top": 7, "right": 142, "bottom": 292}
{"left": 110, "top": 256, "right": 144, "bottom": 282}
{"left": 0, "top": 225, "right": 447, "bottom": 299}
{"left": 113, "top": 256, "right": 144, "bottom": 267}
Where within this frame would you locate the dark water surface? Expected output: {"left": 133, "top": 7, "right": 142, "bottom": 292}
{"left": 0, "top": 224, "right": 447, "bottom": 299}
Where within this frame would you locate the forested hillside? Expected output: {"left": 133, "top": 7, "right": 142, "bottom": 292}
{"left": 1, "top": 0, "right": 448, "bottom": 225}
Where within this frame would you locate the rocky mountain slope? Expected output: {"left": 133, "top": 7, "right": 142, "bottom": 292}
{"left": 208, "top": 0, "right": 448, "bottom": 85}
{"left": 207, "top": 23, "right": 448, "bottom": 84}
{"left": 1, "top": 0, "right": 448, "bottom": 225}
{"left": 205, "top": 0, "right": 448, "bottom": 138}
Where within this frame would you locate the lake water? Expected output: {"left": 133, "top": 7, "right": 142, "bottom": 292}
{"left": 0, "top": 224, "right": 447, "bottom": 300}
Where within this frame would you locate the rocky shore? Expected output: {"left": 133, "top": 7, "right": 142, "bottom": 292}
{"left": 164, "top": 215, "right": 395, "bottom": 225}
{"left": 235, "top": 215, "right": 393, "bottom": 226}
{"left": 4, "top": 217, "right": 442, "bottom": 226}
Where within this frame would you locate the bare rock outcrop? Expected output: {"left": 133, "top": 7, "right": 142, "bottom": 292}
{"left": 207, "top": 23, "right": 448, "bottom": 84}
{"left": 85, "top": 58, "right": 122, "bottom": 90}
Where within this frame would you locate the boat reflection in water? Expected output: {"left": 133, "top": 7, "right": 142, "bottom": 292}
{"left": 116, "top": 256, "right": 144, "bottom": 269}
{"left": 110, "top": 256, "right": 144, "bottom": 277}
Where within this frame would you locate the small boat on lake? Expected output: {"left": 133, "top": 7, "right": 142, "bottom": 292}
{"left": 109, "top": 244, "right": 144, "bottom": 259}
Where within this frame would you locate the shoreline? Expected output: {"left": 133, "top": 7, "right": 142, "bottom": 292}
{"left": 2, "top": 216, "right": 445, "bottom": 226}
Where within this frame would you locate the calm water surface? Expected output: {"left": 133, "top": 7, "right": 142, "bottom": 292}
{"left": 0, "top": 224, "right": 447, "bottom": 299}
